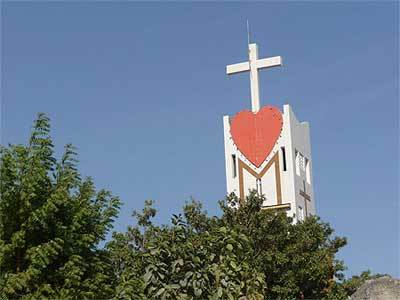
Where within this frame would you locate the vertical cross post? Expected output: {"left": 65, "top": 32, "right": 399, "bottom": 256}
{"left": 299, "top": 180, "right": 311, "bottom": 217}
{"left": 249, "top": 44, "right": 261, "bottom": 112}
{"left": 226, "top": 43, "right": 283, "bottom": 113}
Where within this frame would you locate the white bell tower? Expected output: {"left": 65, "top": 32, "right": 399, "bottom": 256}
{"left": 223, "top": 42, "right": 315, "bottom": 222}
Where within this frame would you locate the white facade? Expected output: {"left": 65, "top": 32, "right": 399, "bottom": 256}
{"left": 223, "top": 104, "right": 315, "bottom": 221}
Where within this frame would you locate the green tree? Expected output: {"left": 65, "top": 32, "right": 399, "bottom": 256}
{"left": 108, "top": 200, "right": 265, "bottom": 299}
{"left": 0, "top": 113, "right": 120, "bottom": 299}
{"left": 220, "top": 192, "right": 348, "bottom": 300}
{"left": 108, "top": 192, "right": 348, "bottom": 299}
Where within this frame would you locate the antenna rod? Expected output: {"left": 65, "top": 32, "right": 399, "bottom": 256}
{"left": 246, "top": 19, "right": 250, "bottom": 46}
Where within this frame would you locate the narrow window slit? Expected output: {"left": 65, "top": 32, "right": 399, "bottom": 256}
{"left": 256, "top": 178, "right": 262, "bottom": 195}
{"left": 305, "top": 158, "right": 311, "bottom": 184}
{"left": 231, "top": 154, "right": 237, "bottom": 178}
{"left": 281, "top": 147, "right": 287, "bottom": 171}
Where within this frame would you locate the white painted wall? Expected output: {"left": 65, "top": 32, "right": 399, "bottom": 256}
{"left": 285, "top": 104, "right": 315, "bottom": 218}
{"left": 223, "top": 104, "right": 315, "bottom": 222}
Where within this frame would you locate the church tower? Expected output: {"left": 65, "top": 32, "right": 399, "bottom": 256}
{"left": 223, "top": 43, "right": 315, "bottom": 222}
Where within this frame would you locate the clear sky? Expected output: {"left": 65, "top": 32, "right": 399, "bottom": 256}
{"left": 2, "top": 2, "right": 399, "bottom": 278}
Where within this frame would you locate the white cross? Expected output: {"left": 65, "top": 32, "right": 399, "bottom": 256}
{"left": 226, "top": 43, "right": 283, "bottom": 113}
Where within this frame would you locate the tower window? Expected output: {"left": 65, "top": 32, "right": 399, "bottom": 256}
{"left": 295, "top": 150, "right": 300, "bottom": 176}
{"left": 231, "top": 154, "right": 237, "bottom": 178}
{"left": 295, "top": 150, "right": 306, "bottom": 176}
{"left": 281, "top": 147, "right": 287, "bottom": 171}
{"left": 256, "top": 178, "right": 262, "bottom": 195}
{"left": 305, "top": 158, "right": 311, "bottom": 184}
{"left": 300, "top": 154, "right": 305, "bottom": 172}
{"left": 298, "top": 206, "right": 304, "bottom": 222}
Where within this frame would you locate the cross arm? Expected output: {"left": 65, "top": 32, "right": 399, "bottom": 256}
{"left": 256, "top": 56, "right": 283, "bottom": 69}
{"left": 300, "top": 190, "right": 311, "bottom": 201}
{"left": 226, "top": 61, "right": 250, "bottom": 75}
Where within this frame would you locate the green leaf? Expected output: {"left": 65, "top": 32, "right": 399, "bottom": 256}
{"left": 155, "top": 287, "right": 165, "bottom": 297}
{"left": 194, "top": 288, "right": 202, "bottom": 296}
{"left": 217, "top": 287, "right": 223, "bottom": 297}
{"left": 143, "top": 270, "right": 153, "bottom": 284}
{"left": 230, "top": 261, "right": 237, "bottom": 270}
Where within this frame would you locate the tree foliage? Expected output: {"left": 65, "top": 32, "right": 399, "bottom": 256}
{"left": 107, "top": 200, "right": 265, "bottom": 299}
{"left": 108, "top": 192, "right": 348, "bottom": 299}
{"left": 1, "top": 114, "right": 381, "bottom": 299}
{"left": 0, "top": 113, "right": 120, "bottom": 299}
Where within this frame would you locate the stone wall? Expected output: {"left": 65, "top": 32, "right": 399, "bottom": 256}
{"left": 350, "top": 276, "right": 400, "bottom": 300}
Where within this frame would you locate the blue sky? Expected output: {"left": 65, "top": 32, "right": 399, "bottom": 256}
{"left": 2, "top": 2, "right": 398, "bottom": 278}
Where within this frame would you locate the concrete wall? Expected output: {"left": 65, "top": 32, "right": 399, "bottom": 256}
{"left": 223, "top": 104, "right": 315, "bottom": 222}
{"left": 285, "top": 104, "right": 315, "bottom": 218}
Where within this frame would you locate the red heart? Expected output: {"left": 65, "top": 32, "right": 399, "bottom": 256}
{"left": 230, "top": 105, "right": 283, "bottom": 168}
